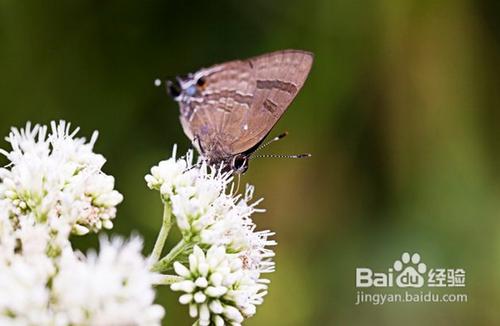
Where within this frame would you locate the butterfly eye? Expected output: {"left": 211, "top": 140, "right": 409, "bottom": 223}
{"left": 231, "top": 154, "right": 249, "bottom": 173}
{"left": 196, "top": 77, "right": 206, "bottom": 87}
{"left": 166, "top": 80, "right": 182, "bottom": 99}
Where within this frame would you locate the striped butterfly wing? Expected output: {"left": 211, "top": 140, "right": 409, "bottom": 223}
{"left": 228, "top": 50, "right": 313, "bottom": 155}
{"left": 179, "top": 57, "right": 254, "bottom": 160}
{"left": 179, "top": 49, "right": 313, "bottom": 162}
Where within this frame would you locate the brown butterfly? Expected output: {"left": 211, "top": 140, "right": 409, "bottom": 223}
{"left": 165, "top": 49, "right": 313, "bottom": 173}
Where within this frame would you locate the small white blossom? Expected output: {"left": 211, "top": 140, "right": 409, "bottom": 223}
{"left": 146, "top": 146, "right": 233, "bottom": 237}
{"left": 0, "top": 200, "right": 58, "bottom": 325}
{"left": 0, "top": 252, "right": 54, "bottom": 325}
{"left": 145, "top": 145, "right": 199, "bottom": 197}
{"left": 53, "top": 236, "right": 165, "bottom": 326}
{"left": 0, "top": 229, "right": 164, "bottom": 325}
{"left": 0, "top": 121, "right": 123, "bottom": 236}
{"left": 0, "top": 201, "right": 15, "bottom": 260}
{"left": 171, "top": 246, "right": 269, "bottom": 326}
{"left": 199, "top": 188, "right": 276, "bottom": 274}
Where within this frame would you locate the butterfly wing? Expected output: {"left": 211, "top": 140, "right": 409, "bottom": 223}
{"left": 178, "top": 49, "right": 313, "bottom": 162}
{"left": 178, "top": 57, "right": 255, "bottom": 160}
{"left": 228, "top": 50, "right": 313, "bottom": 155}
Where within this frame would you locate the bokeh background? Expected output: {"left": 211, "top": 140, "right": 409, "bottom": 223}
{"left": 1, "top": 1, "right": 500, "bottom": 325}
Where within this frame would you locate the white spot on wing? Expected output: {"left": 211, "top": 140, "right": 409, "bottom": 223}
{"left": 154, "top": 79, "right": 162, "bottom": 87}
{"left": 243, "top": 124, "right": 248, "bottom": 130}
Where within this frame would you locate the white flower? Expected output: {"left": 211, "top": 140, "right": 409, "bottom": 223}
{"left": 0, "top": 121, "right": 123, "bottom": 236}
{"left": 145, "top": 145, "right": 198, "bottom": 197}
{"left": 171, "top": 246, "right": 269, "bottom": 326}
{"left": 0, "top": 121, "right": 164, "bottom": 325}
{"left": 0, "top": 199, "right": 164, "bottom": 326}
{"left": 0, "top": 200, "right": 57, "bottom": 325}
{"left": 199, "top": 187, "right": 276, "bottom": 274}
{"left": 0, "top": 253, "right": 54, "bottom": 326}
{"left": 0, "top": 230, "right": 164, "bottom": 325}
{"left": 0, "top": 201, "right": 16, "bottom": 261}
{"left": 170, "top": 176, "right": 229, "bottom": 236}
{"left": 52, "top": 236, "right": 165, "bottom": 326}
{"left": 146, "top": 146, "right": 233, "bottom": 236}
{"left": 0, "top": 201, "right": 59, "bottom": 271}
{"left": 147, "top": 146, "right": 277, "bottom": 323}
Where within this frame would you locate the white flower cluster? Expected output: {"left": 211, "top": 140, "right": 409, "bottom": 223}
{"left": 0, "top": 121, "right": 164, "bottom": 326}
{"left": 172, "top": 246, "right": 269, "bottom": 326}
{"left": 53, "top": 237, "right": 164, "bottom": 326}
{"left": 146, "top": 146, "right": 276, "bottom": 325}
{"left": 0, "top": 121, "right": 123, "bottom": 235}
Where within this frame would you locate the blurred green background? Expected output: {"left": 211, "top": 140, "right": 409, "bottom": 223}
{"left": 1, "top": 0, "right": 500, "bottom": 325}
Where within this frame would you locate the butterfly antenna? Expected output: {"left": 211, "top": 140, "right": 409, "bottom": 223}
{"left": 253, "top": 132, "right": 289, "bottom": 154}
{"left": 250, "top": 153, "right": 311, "bottom": 160}
{"left": 154, "top": 75, "right": 178, "bottom": 88}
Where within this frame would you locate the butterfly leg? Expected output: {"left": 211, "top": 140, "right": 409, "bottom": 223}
{"left": 192, "top": 135, "right": 205, "bottom": 155}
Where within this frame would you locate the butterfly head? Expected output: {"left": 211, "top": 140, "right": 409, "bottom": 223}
{"left": 228, "top": 154, "right": 249, "bottom": 174}
{"left": 166, "top": 79, "right": 182, "bottom": 100}
{"left": 166, "top": 74, "right": 207, "bottom": 101}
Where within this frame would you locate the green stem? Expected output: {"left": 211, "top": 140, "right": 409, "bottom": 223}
{"left": 153, "top": 274, "right": 183, "bottom": 286}
{"left": 150, "top": 203, "right": 173, "bottom": 264}
{"left": 151, "top": 239, "right": 189, "bottom": 273}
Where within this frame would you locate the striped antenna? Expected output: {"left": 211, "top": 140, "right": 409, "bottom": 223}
{"left": 252, "top": 132, "right": 288, "bottom": 154}
{"left": 250, "top": 153, "right": 311, "bottom": 160}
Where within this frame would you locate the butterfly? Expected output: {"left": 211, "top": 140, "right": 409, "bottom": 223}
{"left": 164, "top": 49, "right": 313, "bottom": 173}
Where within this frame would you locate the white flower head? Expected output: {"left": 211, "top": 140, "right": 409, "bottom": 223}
{"left": 145, "top": 145, "right": 198, "bottom": 197}
{"left": 0, "top": 252, "right": 54, "bottom": 325}
{"left": 0, "top": 202, "right": 57, "bottom": 325}
{"left": 52, "top": 236, "right": 165, "bottom": 326}
{"left": 148, "top": 146, "right": 277, "bottom": 323}
{"left": 199, "top": 188, "right": 276, "bottom": 274}
{"left": 146, "top": 146, "right": 233, "bottom": 236}
{"left": 171, "top": 245, "right": 269, "bottom": 326}
{"left": 0, "top": 121, "right": 123, "bottom": 238}
{"left": 0, "top": 200, "right": 15, "bottom": 260}
{"left": 0, "top": 121, "right": 164, "bottom": 325}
